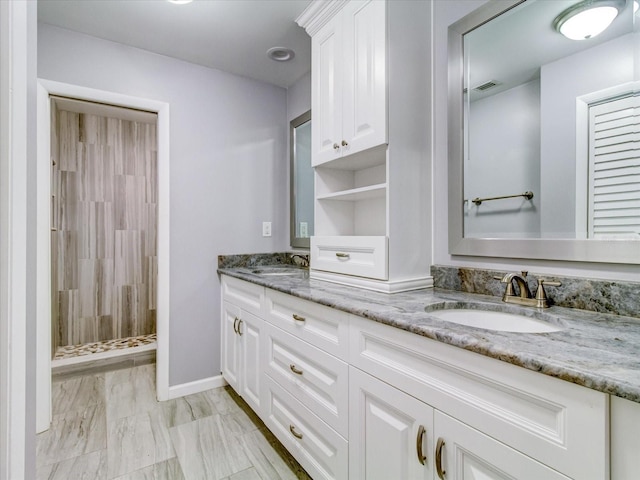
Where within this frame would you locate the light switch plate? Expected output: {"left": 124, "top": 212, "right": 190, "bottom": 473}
{"left": 262, "top": 221, "right": 272, "bottom": 237}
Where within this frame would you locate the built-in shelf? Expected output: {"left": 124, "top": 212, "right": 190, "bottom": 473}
{"left": 317, "top": 183, "right": 387, "bottom": 202}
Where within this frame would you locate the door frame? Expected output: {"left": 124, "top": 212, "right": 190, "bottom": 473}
{"left": 36, "top": 79, "right": 171, "bottom": 432}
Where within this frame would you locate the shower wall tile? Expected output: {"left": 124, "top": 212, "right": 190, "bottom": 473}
{"left": 114, "top": 175, "right": 146, "bottom": 230}
{"left": 78, "top": 201, "right": 114, "bottom": 260}
{"left": 57, "top": 111, "right": 78, "bottom": 172}
{"left": 145, "top": 151, "right": 158, "bottom": 204}
{"left": 78, "top": 144, "right": 114, "bottom": 202}
{"left": 98, "top": 315, "right": 115, "bottom": 343}
{"left": 53, "top": 109, "right": 157, "bottom": 347}
{"left": 114, "top": 230, "right": 144, "bottom": 286}
{"left": 78, "top": 259, "right": 113, "bottom": 317}
{"left": 56, "top": 231, "right": 78, "bottom": 290}
{"left": 147, "top": 257, "right": 157, "bottom": 310}
{"left": 58, "top": 290, "right": 79, "bottom": 346}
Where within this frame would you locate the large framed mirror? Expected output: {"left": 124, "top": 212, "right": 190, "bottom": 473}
{"left": 448, "top": 0, "right": 640, "bottom": 263}
{"left": 290, "top": 110, "right": 313, "bottom": 248}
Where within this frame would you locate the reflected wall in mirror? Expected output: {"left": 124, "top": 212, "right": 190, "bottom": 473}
{"left": 448, "top": 0, "right": 640, "bottom": 263}
{"left": 290, "top": 110, "right": 313, "bottom": 248}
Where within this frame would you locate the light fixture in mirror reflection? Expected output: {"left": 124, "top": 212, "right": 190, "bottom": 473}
{"left": 462, "top": 0, "right": 638, "bottom": 242}
{"left": 290, "top": 110, "right": 313, "bottom": 249}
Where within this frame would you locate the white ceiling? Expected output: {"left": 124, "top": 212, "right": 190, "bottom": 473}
{"left": 466, "top": 0, "right": 636, "bottom": 101}
{"left": 37, "top": 0, "right": 312, "bottom": 88}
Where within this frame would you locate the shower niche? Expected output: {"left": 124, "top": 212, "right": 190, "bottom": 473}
{"left": 50, "top": 97, "right": 158, "bottom": 362}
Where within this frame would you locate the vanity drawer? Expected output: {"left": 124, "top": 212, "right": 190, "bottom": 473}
{"left": 262, "top": 375, "right": 348, "bottom": 480}
{"left": 221, "top": 275, "right": 264, "bottom": 317}
{"left": 349, "top": 315, "right": 608, "bottom": 480}
{"left": 311, "top": 236, "right": 388, "bottom": 280}
{"left": 263, "top": 321, "right": 349, "bottom": 437}
{"left": 264, "top": 289, "right": 349, "bottom": 360}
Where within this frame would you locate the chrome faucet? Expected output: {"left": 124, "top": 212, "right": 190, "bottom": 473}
{"left": 496, "top": 271, "right": 561, "bottom": 308}
{"left": 500, "top": 271, "right": 532, "bottom": 300}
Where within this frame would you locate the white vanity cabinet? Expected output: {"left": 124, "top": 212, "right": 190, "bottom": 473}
{"left": 219, "top": 278, "right": 636, "bottom": 479}
{"left": 433, "top": 412, "right": 571, "bottom": 480}
{"left": 298, "top": 0, "right": 432, "bottom": 292}
{"left": 261, "top": 288, "right": 350, "bottom": 480}
{"left": 349, "top": 315, "right": 609, "bottom": 480}
{"left": 220, "top": 276, "right": 265, "bottom": 415}
{"left": 349, "top": 366, "right": 434, "bottom": 480}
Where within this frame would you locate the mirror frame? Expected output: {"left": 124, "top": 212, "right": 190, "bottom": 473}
{"left": 448, "top": 0, "right": 640, "bottom": 264}
{"left": 290, "top": 109, "right": 312, "bottom": 249}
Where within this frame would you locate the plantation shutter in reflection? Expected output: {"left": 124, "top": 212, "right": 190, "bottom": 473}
{"left": 588, "top": 94, "right": 640, "bottom": 239}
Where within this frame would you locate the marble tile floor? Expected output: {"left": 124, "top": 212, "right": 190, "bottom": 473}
{"left": 37, "top": 363, "right": 311, "bottom": 480}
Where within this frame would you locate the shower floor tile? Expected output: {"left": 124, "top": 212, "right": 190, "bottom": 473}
{"left": 54, "top": 333, "right": 157, "bottom": 360}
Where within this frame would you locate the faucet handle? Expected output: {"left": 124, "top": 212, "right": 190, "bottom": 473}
{"left": 537, "top": 278, "right": 561, "bottom": 287}
{"left": 534, "top": 278, "right": 561, "bottom": 306}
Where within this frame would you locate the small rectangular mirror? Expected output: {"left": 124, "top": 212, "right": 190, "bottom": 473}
{"left": 290, "top": 110, "right": 313, "bottom": 249}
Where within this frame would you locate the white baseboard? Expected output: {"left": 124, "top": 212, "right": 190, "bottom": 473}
{"left": 167, "top": 374, "right": 228, "bottom": 400}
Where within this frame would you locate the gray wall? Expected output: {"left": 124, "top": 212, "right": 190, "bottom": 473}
{"left": 466, "top": 79, "right": 541, "bottom": 238}
{"left": 38, "top": 23, "right": 289, "bottom": 386}
{"left": 287, "top": 71, "right": 311, "bottom": 123}
{"left": 540, "top": 34, "right": 635, "bottom": 237}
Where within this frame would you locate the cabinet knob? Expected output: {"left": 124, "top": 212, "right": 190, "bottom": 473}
{"left": 289, "top": 424, "right": 303, "bottom": 439}
{"left": 416, "top": 425, "right": 427, "bottom": 465}
{"left": 289, "top": 364, "right": 303, "bottom": 375}
{"left": 333, "top": 143, "right": 340, "bottom": 150}
{"left": 341, "top": 139, "right": 348, "bottom": 147}
{"left": 436, "top": 438, "right": 446, "bottom": 479}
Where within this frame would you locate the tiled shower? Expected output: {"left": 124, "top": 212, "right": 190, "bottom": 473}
{"left": 50, "top": 98, "right": 158, "bottom": 361}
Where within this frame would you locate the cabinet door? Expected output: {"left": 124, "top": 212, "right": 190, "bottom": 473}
{"left": 312, "top": 14, "right": 343, "bottom": 166}
{"left": 341, "top": 0, "right": 387, "bottom": 157}
{"left": 238, "top": 310, "right": 262, "bottom": 415}
{"left": 434, "top": 411, "right": 571, "bottom": 480}
{"left": 221, "top": 301, "right": 241, "bottom": 392}
{"left": 349, "top": 367, "right": 433, "bottom": 480}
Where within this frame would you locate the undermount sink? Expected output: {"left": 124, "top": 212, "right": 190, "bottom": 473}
{"left": 425, "top": 303, "right": 563, "bottom": 333}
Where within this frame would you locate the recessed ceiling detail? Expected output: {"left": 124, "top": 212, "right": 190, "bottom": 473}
{"left": 267, "top": 47, "right": 295, "bottom": 62}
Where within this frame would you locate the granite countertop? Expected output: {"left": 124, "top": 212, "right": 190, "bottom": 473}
{"left": 219, "top": 266, "right": 640, "bottom": 404}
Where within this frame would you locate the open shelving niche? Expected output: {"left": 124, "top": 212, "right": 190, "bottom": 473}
{"left": 314, "top": 144, "right": 388, "bottom": 237}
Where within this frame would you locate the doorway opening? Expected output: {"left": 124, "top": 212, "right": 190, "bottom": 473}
{"left": 49, "top": 96, "right": 159, "bottom": 369}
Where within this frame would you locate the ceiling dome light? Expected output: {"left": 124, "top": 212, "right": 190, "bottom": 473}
{"left": 553, "top": 0, "right": 626, "bottom": 40}
{"left": 267, "top": 47, "right": 295, "bottom": 62}
{"left": 167, "top": 0, "right": 193, "bottom": 4}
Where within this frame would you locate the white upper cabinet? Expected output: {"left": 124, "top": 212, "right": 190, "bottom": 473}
{"left": 299, "top": 0, "right": 432, "bottom": 292}
{"left": 311, "top": 0, "right": 387, "bottom": 166}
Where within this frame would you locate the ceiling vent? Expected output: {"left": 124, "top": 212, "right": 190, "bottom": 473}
{"left": 473, "top": 80, "right": 501, "bottom": 92}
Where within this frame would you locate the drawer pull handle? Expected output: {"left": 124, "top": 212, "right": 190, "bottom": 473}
{"left": 416, "top": 425, "right": 427, "bottom": 465}
{"left": 436, "top": 438, "right": 446, "bottom": 479}
{"left": 233, "top": 317, "right": 239, "bottom": 334}
{"left": 289, "top": 364, "right": 303, "bottom": 375}
{"left": 237, "top": 319, "right": 243, "bottom": 336}
{"left": 289, "top": 424, "right": 303, "bottom": 439}
{"left": 335, "top": 252, "right": 350, "bottom": 259}
{"left": 292, "top": 314, "right": 306, "bottom": 322}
